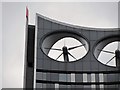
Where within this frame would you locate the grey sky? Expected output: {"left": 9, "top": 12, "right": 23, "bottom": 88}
{"left": 0, "top": 2, "right": 2, "bottom": 90}
{"left": 2, "top": 2, "right": 118, "bottom": 88}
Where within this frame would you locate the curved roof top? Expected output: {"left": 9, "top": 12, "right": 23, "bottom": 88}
{"left": 36, "top": 13, "right": 120, "bottom": 31}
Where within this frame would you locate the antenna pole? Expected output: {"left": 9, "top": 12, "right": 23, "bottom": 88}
{"left": 115, "top": 50, "right": 120, "bottom": 70}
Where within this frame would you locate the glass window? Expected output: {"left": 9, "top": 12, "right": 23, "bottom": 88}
{"left": 99, "top": 73, "right": 104, "bottom": 89}
{"left": 91, "top": 73, "right": 95, "bottom": 82}
{"left": 91, "top": 73, "right": 96, "bottom": 89}
{"left": 67, "top": 74, "right": 71, "bottom": 82}
{"left": 42, "top": 83, "right": 46, "bottom": 88}
{"left": 100, "top": 84, "right": 104, "bottom": 90}
{"left": 36, "top": 83, "right": 42, "bottom": 88}
{"left": 59, "top": 74, "right": 67, "bottom": 82}
{"left": 42, "top": 72, "right": 46, "bottom": 80}
{"left": 95, "top": 74, "right": 99, "bottom": 82}
{"left": 55, "top": 83, "right": 59, "bottom": 89}
{"left": 59, "top": 85, "right": 67, "bottom": 88}
{"left": 87, "top": 74, "right": 91, "bottom": 82}
{"left": 67, "top": 85, "right": 71, "bottom": 88}
{"left": 76, "top": 74, "right": 83, "bottom": 82}
{"left": 119, "top": 73, "right": 120, "bottom": 81}
{"left": 91, "top": 85, "right": 96, "bottom": 90}
{"left": 50, "top": 84, "right": 55, "bottom": 88}
{"left": 84, "top": 85, "right": 91, "bottom": 88}
{"left": 83, "top": 73, "right": 87, "bottom": 82}
{"left": 36, "top": 72, "right": 46, "bottom": 80}
{"left": 71, "top": 73, "right": 75, "bottom": 82}
{"left": 104, "top": 74, "right": 107, "bottom": 82}
{"left": 36, "top": 72, "right": 42, "bottom": 80}
{"left": 51, "top": 73, "right": 59, "bottom": 81}
{"left": 99, "top": 73, "right": 104, "bottom": 82}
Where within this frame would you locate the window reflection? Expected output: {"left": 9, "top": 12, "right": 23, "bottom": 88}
{"left": 99, "top": 73, "right": 104, "bottom": 82}
{"left": 71, "top": 73, "right": 75, "bottom": 82}
{"left": 91, "top": 73, "right": 96, "bottom": 89}
{"left": 36, "top": 83, "right": 42, "bottom": 88}
{"left": 67, "top": 74, "right": 71, "bottom": 82}
{"left": 59, "top": 74, "right": 67, "bottom": 82}
{"left": 42, "top": 73, "right": 46, "bottom": 80}
{"left": 36, "top": 72, "right": 119, "bottom": 89}
{"left": 83, "top": 73, "right": 87, "bottom": 82}
{"left": 91, "top": 73, "right": 95, "bottom": 82}
{"left": 87, "top": 74, "right": 91, "bottom": 82}
{"left": 55, "top": 83, "right": 59, "bottom": 89}
{"left": 42, "top": 84, "right": 46, "bottom": 88}
{"left": 99, "top": 73, "right": 104, "bottom": 90}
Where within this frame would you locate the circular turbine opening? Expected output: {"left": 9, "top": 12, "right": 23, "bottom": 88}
{"left": 94, "top": 35, "right": 120, "bottom": 67}
{"left": 48, "top": 37, "right": 87, "bottom": 62}
{"left": 98, "top": 41, "right": 120, "bottom": 67}
{"left": 41, "top": 30, "right": 89, "bottom": 62}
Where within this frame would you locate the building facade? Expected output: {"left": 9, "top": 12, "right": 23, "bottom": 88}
{"left": 24, "top": 13, "right": 120, "bottom": 89}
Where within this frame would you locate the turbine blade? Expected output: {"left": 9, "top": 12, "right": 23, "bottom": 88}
{"left": 118, "top": 42, "right": 120, "bottom": 50}
{"left": 64, "top": 38, "right": 66, "bottom": 47}
{"left": 68, "top": 52, "right": 77, "bottom": 60}
{"left": 106, "top": 56, "right": 115, "bottom": 65}
{"left": 68, "top": 44, "right": 85, "bottom": 50}
{"left": 98, "top": 49, "right": 115, "bottom": 54}
{"left": 56, "top": 53, "right": 63, "bottom": 60}
{"left": 44, "top": 47, "right": 62, "bottom": 51}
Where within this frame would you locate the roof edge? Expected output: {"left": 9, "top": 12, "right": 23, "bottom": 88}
{"left": 36, "top": 13, "right": 119, "bottom": 31}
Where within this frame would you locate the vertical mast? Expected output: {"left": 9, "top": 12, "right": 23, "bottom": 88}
{"left": 23, "top": 7, "right": 29, "bottom": 88}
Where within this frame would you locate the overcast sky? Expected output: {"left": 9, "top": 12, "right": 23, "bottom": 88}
{"left": 2, "top": 2, "right": 119, "bottom": 88}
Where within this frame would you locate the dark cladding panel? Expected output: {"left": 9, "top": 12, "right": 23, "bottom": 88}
{"left": 43, "top": 30, "right": 51, "bottom": 35}
{"left": 67, "top": 63, "right": 75, "bottom": 71}
{"left": 37, "top": 38, "right": 41, "bottom": 49}
{"left": 98, "top": 63, "right": 107, "bottom": 71}
{"left": 46, "top": 72, "right": 51, "bottom": 81}
{"left": 81, "top": 30, "right": 90, "bottom": 40}
{"left": 59, "top": 24, "right": 67, "bottom": 30}
{"left": 36, "top": 58, "right": 43, "bottom": 69}
{"left": 82, "top": 53, "right": 91, "bottom": 62}
{"left": 51, "top": 61, "right": 59, "bottom": 70}
{"left": 38, "top": 17, "right": 44, "bottom": 29}
{"left": 44, "top": 20, "right": 52, "bottom": 30}
{"left": 59, "top": 63, "right": 66, "bottom": 70}
{"left": 90, "top": 40, "right": 96, "bottom": 52}
{"left": 74, "top": 61, "right": 83, "bottom": 71}
{"left": 27, "top": 25, "right": 35, "bottom": 67}
{"left": 97, "top": 31, "right": 105, "bottom": 40}
{"left": 90, "top": 31, "right": 97, "bottom": 40}
{"left": 43, "top": 53, "right": 51, "bottom": 60}
{"left": 24, "top": 25, "right": 35, "bottom": 88}
{"left": 51, "top": 22, "right": 59, "bottom": 30}
{"left": 119, "top": 73, "right": 120, "bottom": 81}
{"left": 66, "top": 26, "right": 74, "bottom": 31}
{"left": 104, "top": 31, "right": 116, "bottom": 37}
{"left": 83, "top": 62, "right": 91, "bottom": 71}
{"left": 91, "top": 62, "right": 99, "bottom": 71}
{"left": 43, "top": 59, "right": 51, "bottom": 69}
{"left": 37, "top": 29, "right": 44, "bottom": 39}
{"left": 37, "top": 47, "right": 44, "bottom": 59}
